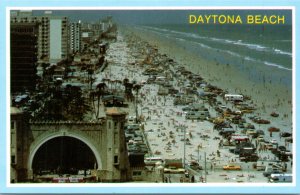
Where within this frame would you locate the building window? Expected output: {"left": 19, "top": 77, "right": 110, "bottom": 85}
{"left": 114, "top": 132, "right": 118, "bottom": 144}
{"left": 11, "top": 132, "right": 15, "bottom": 146}
{"left": 11, "top": 155, "right": 15, "bottom": 164}
{"left": 114, "top": 155, "right": 119, "bottom": 164}
{"left": 11, "top": 121, "right": 15, "bottom": 129}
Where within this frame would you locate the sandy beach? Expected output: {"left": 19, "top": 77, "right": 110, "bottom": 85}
{"left": 98, "top": 27, "right": 294, "bottom": 183}
{"left": 126, "top": 26, "right": 293, "bottom": 121}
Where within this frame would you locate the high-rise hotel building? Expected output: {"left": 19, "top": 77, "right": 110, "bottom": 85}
{"left": 10, "top": 22, "right": 38, "bottom": 93}
{"left": 11, "top": 11, "right": 69, "bottom": 63}
{"left": 69, "top": 21, "right": 82, "bottom": 53}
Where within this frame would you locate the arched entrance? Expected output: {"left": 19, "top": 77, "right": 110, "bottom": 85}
{"left": 28, "top": 132, "right": 103, "bottom": 179}
{"left": 32, "top": 136, "right": 97, "bottom": 175}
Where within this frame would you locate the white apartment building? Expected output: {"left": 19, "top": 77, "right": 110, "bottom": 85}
{"left": 69, "top": 21, "right": 82, "bottom": 53}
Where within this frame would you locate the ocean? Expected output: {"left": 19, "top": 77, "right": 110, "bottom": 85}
{"left": 137, "top": 24, "right": 292, "bottom": 88}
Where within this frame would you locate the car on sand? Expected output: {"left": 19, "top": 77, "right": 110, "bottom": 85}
{"left": 223, "top": 164, "right": 242, "bottom": 170}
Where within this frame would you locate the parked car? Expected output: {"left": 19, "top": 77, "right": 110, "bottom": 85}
{"left": 263, "top": 170, "right": 283, "bottom": 177}
{"left": 188, "top": 161, "right": 203, "bottom": 171}
{"left": 223, "top": 164, "right": 242, "bottom": 170}
{"left": 240, "top": 154, "right": 259, "bottom": 162}
{"left": 256, "top": 165, "right": 266, "bottom": 171}
{"left": 182, "top": 106, "right": 192, "bottom": 112}
{"left": 278, "top": 146, "right": 287, "bottom": 151}
{"left": 246, "top": 129, "right": 256, "bottom": 135}
{"left": 270, "top": 139, "right": 278, "bottom": 144}
{"left": 164, "top": 167, "right": 185, "bottom": 174}
{"left": 281, "top": 150, "right": 292, "bottom": 157}
{"left": 280, "top": 132, "right": 292, "bottom": 137}
{"left": 170, "top": 167, "right": 185, "bottom": 174}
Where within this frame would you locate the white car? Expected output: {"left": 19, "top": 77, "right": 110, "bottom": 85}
{"left": 270, "top": 139, "right": 278, "bottom": 144}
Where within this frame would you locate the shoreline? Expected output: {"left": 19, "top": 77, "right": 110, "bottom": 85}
{"left": 122, "top": 26, "right": 292, "bottom": 126}
{"left": 106, "top": 30, "right": 293, "bottom": 183}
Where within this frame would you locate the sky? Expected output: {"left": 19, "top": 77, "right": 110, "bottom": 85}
{"left": 32, "top": 10, "right": 292, "bottom": 25}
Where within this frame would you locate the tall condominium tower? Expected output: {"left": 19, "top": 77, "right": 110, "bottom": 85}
{"left": 11, "top": 11, "right": 69, "bottom": 63}
{"left": 10, "top": 23, "right": 38, "bottom": 93}
{"left": 69, "top": 21, "right": 82, "bottom": 53}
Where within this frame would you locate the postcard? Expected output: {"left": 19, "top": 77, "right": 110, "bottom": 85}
{"left": 0, "top": 0, "right": 299, "bottom": 194}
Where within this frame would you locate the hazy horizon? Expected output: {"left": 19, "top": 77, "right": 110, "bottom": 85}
{"left": 28, "top": 10, "right": 292, "bottom": 25}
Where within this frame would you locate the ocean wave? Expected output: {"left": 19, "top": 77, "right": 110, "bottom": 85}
{"left": 192, "top": 41, "right": 292, "bottom": 72}
{"left": 244, "top": 56, "right": 255, "bottom": 61}
{"left": 273, "top": 49, "right": 292, "bottom": 57}
{"left": 234, "top": 42, "right": 267, "bottom": 51}
{"left": 195, "top": 42, "right": 212, "bottom": 49}
{"left": 141, "top": 25, "right": 292, "bottom": 58}
{"left": 215, "top": 49, "right": 291, "bottom": 72}
{"left": 263, "top": 61, "right": 292, "bottom": 71}
{"left": 175, "top": 37, "right": 185, "bottom": 42}
{"left": 142, "top": 25, "right": 207, "bottom": 40}
{"left": 224, "top": 50, "right": 243, "bottom": 58}
{"left": 136, "top": 26, "right": 292, "bottom": 72}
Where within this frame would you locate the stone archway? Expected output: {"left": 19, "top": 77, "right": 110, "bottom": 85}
{"left": 28, "top": 131, "right": 102, "bottom": 178}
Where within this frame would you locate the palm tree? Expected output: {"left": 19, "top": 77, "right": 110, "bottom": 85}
{"left": 64, "top": 84, "right": 73, "bottom": 113}
{"left": 124, "top": 82, "right": 133, "bottom": 101}
{"left": 133, "top": 84, "right": 142, "bottom": 123}
{"left": 102, "top": 78, "right": 112, "bottom": 92}
{"left": 123, "top": 78, "right": 129, "bottom": 86}
{"left": 115, "top": 79, "right": 123, "bottom": 94}
{"left": 111, "top": 80, "right": 116, "bottom": 92}
{"left": 68, "top": 86, "right": 87, "bottom": 120}
{"left": 123, "top": 78, "right": 133, "bottom": 101}
{"left": 60, "top": 84, "right": 90, "bottom": 120}
{"left": 54, "top": 78, "right": 63, "bottom": 96}
{"left": 92, "top": 82, "right": 107, "bottom": 119}
{"left": 87, "top": 68, "right": 94, "bottom": 91}
{"left": 41, "top": 62, "right": 50, "bottom": 78}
